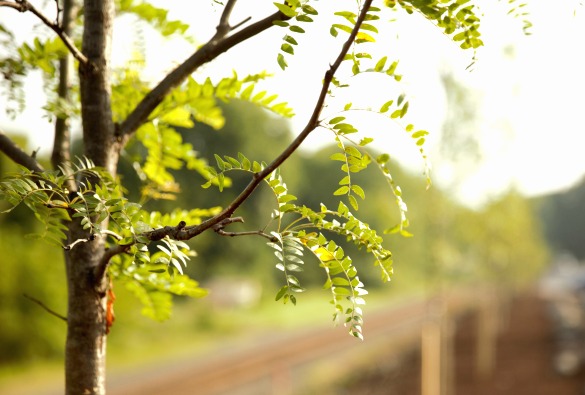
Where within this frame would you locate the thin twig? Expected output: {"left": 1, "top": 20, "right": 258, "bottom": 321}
{"left": 211, "top": 216, "right": 276, "bottom": 240}
{"left": 216, "top": 229, "right": 278, "bottom": 242}
{"left": 215, "top": 0, "right": 238, "bottom": 37}
{"left": 2, "top": 0, "right": 88, "bottom": 66}
{"left": 231, "top": 16, "right": 252, "bottom": 31}
{"left": 63, "top": 234, "right": 96, "bottom": 250}
{"left": 63, "top": 229, "right": 120, "bottom": 251}
{"left": 23, "top": 293, "right": 67, "bottom": 322}
{"left": 101, "top": 229, "right": 122, "bottom": 240}
{"left": 54, "top": 0, "right": 61, "bottom": 26}
{"left": 211, "top": 216, "right": 244, "bottom": 230}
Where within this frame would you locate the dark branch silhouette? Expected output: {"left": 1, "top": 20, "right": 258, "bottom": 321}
{"left": 23, "top": 293, "right": 67, "bottom": 322}
{"left": 0, "top": 129, "right": 44, "bottom": 172}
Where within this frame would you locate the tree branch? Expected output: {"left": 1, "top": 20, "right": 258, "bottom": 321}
{"left": 51, "top": 0, "right": 78, "bottom": 192}
{"left": 63, "top": 233, "right": 96, "bottom": 250}
{"left": 0, "top": 128, "right": 44, "bottom": 172}
{"left": 93, "top": 221, "right": 186, "bottom": 280}
{"left": 23, "top": 293, "right": 67, "bottom": 322}
{"left": 172, "top": 0, "right": 374, "bottom": 240}
{"left": 117, "top": 8, "right": 289, "bottom": 143}
{"left": 94, "top": 1, "right": 372, "bottom": 272}
{"left": 210, "top": 216, "right": 277, "bottom": 242}
{"left": 1, "top": 0, "right": 89, "bottom": 66}
{"left": 95, "top": 243, "right": 130, "bottom": 281}
{"left": 0, "top": 1, "right": 20, "bottom": 10}
{"left": 215, "top": 0, "right": 238, "bottom": 37}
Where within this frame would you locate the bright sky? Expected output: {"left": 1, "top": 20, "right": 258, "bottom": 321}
{"left": 1, "top": 0, "right": 585, "bottom": 207}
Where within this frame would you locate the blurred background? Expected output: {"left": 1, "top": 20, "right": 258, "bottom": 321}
{"left": 2, "top": 1, "right": 585, "bottom": 394}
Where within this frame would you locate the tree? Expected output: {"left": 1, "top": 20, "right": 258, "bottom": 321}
{"left": 0, "top": 1, "right": 510, "bottom": 393}
{"left": 539, "top": 178, "right": 585, "bottom": 260}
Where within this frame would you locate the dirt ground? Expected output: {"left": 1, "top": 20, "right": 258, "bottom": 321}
{"left": 338, "top": 293, "right": 585, "bottom": 395}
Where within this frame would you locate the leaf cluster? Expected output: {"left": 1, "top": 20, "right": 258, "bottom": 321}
{"left": 385, "top": 0, "right": 483, "bottom": 50}
{"left": 199, "top": 148, "right": 399, "bottom": 338}
{"left": 120, "top": 71, "right": 294, "bottom": 200}
{"left": 117, "top": 0, "right": 191, "bottom": 38}
{"left": 272, "top": 1, "right": 319, "bottom": 70}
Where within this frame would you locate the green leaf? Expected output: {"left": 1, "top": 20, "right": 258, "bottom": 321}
{"left": 284, "top": 35, "right": 298, "bottom": 45}
{"left": 334, "top": 186, "right": 350, "bottom": 196}
{"left": 302, "top": 5, "right": 318, "bottom": 15}
{"left": 345, "top": 146, "right": 361, "bottom": 158}
{"left": 332, "top": 23, "right": 353, "bottom": 35}
{"left": 214, "top": 154, "right": 225, "bottom": 171}
{"left": 380, "top": 100, "right": 393, "bottom": 113}
{"left": 281, "top": 43, "right": 294, "bottom": 55}
{"left": 400, "top": 102, "right": 409, "bottom": 117}
{"left": 238, "top": 153, "right": 251, "bottom": 170}
{"left": 397, "top": 94, "right": 405, "bottom": 107}
{"left": 273, "top": 2, "right": 297, "bottom": 18}
{"left": 240, "top": 84, "right": 254, "bottom": 100}
{"left": 348, "top": 194, "right": 359, "bottom": 211}
{"left": 332, "top": 277, "right": 350, "bottom": 286}
{"left": 275, "top": 285, "right": 288, "bottom": 301}
{"left": 351, "top": 185, "right": 365, "bottom": 200}
{"left": 412, "top": 130, "right": 429, "bottom": 138}
{"left": 289, "top": 25, "right": 305, "bottom": 33}
{"left": 376, "top": 153, "right": 390, "bottom": 164}
{"left": 329, "top": 116, "right": 346, "bottom": 124}
{"left": 360, "top": 23, "right": 379, "bottom": 33}
{"left": 330, "top": 153, "right": 346, "bottom": 162}
{"left": 375, "top": 56, "right": 387, "bottom": 72}
{"left": 277, "top": 53, "right": 288, "bottom": 70}
{"left": 359, "top": 137, "right": 373, "bottom": 146}
{"left": 333, "top": 286, "right": 351, "bottom": 296}
{"left": 273, "top": 20, "right": 290, "bottom": 27}
{"left": 296, "top": 15, "right": 313, "bottom": 23}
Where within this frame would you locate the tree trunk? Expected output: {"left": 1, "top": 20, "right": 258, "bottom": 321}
{"left": 65, "top": 224, "right": 108, "bottom": 395}
{"left": 65, "top": 0, "right": 117, "bottom": 393}
{"left": 79, "top": 0, "right": 119, "bottom": 174}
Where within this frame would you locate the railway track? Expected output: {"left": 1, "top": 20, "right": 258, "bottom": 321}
{"left": 108, "top": 292, "right": 476, "bottom": 395}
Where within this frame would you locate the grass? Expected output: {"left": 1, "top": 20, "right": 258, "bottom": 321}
{"left": 0, "top": 273, "right": 426, "bottom": 395}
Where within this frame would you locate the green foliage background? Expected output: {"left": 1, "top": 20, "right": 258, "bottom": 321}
{"left": 0, "top": 0, "right": 547, "bottom": 376}
{"left": 0, "top": 99, "right": 549, "bottom": 369}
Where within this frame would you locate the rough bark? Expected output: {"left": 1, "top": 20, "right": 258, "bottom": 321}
{"left": 79, "top": 0, "right": 119, "bottom": 174}
{"left": 64, "top": 225, "right": 109, "bottom": 395}
{"left": 51, "top": 0, "right": 77, "bottom": 193}
{"left": 65, "top": 0, "right": 117, "bottom": 394}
